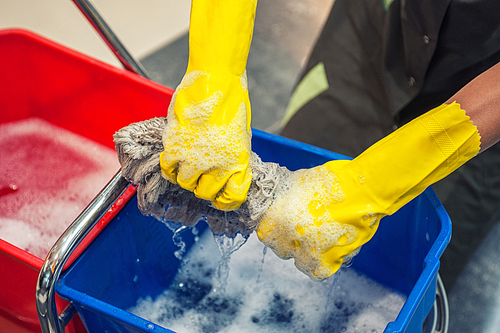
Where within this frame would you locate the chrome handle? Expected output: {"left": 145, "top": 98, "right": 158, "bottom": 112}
{"left": 36, "top": 171, "right": 129, "bottom": 333}
{"left": 71, "top": 0, "right": 151, "bottom": 79}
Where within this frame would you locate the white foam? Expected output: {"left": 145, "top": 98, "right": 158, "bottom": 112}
{"left": 257, "top": 164, "right": 356, "bottom": 280}
{"left": 129, "top": 230, "right": 406, "bottom": 333}
{"left": 161, "top": 70, "right": 252, "bottom": 198}
{"left": 0, "top": 118, "right": 120, "bottom": 258}
{"left": 0, "top": 218, "right": 53, "bottom": 256}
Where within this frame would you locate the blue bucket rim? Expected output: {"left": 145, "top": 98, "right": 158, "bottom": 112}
{"left": 386, "top": 188, "right": 452, "bottom": 332}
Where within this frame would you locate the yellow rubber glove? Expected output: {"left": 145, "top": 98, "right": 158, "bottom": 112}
{"left": 257, "top": 103, "right": 481, "bottom": 280}
{"left": 160, "top": 0, "right": 258, "bottom": 211}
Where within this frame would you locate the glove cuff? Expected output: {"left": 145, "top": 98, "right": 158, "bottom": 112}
{"left": 187, "top": 0, "right": 257, "bottom": 75}
{"left": 419, "top": 102, "right": 481, "bottom": 170}
{"left": 340, "top": 102, "right": 481, "bottom": 215}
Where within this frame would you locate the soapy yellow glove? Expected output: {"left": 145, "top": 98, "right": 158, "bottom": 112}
{"left": 257, "top": 103, "right": 481, "bottom": 280}
{"left": 160, "top": 0, "right": 258, "bottom": 211}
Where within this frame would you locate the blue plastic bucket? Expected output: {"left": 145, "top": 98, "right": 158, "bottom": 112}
{"left": 56, "top": 129, "right": 451, "bottom": 333}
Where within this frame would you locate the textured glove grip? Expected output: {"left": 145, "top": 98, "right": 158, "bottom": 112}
{"left": 420, "top": 114, "right": 459, "bottom": 165}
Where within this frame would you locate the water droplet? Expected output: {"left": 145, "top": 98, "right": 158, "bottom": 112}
{"left": 0, "top": 184, "right": 18, "bottom": 197}
{"left": 172, "top": 225, "right": 188, "bottom": 260}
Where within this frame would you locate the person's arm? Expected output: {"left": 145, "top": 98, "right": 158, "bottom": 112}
{"left": 160, "top": 0, "right": 258, "bottom": 211}
{"left": 447, "top": 61, "right": 500, "bottom": 152}
{"left": 257, "top": 101, "right": 481, "bottom": 280}
{"left": 257, "top": 61, "right": 500, "bottom": 281}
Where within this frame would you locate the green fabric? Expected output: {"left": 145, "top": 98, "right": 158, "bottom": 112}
{"left": 382, "top": 0, "right": 395, "bottom": 11}
{"left": 281, "top": 62, "right": 329, "bottom": 128}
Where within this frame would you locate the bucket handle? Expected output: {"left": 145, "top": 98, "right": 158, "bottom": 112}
{"left": 71, "top": 0, "right": 151, "bottom": 79}
{"left": 36, "top": 2, "right": 150, "bottom": 332}
{"left": 36, "top": 171, "right": 129, "bottom": 333}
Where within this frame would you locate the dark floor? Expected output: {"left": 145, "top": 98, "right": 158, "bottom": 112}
{"left": 447, "top": 210, "right": 500, "bottom": 333}
{"left": 139, "top": 1, "right": 500, "bottom": 332}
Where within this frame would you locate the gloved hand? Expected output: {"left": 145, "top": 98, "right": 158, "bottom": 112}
{"left": 256, "top": 103, "right": 481, "bottom": 280}
{"left": 160, "top": 0, "right": 258, "bottom": 211}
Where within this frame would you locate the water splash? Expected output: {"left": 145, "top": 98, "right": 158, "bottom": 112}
{"left": 172, "top": 226, "right": 189, "bottom": 260}
{"left": 213, "top": 232, "right": 249, "bottom": 293}
{"left": 191, "top": 225, "right": 200, "bottom": 243}
{"left": 254, "top": 246, "right": 268, "bottom": 293}
{"left": 326, "top": 269, "right": 342, "bottom": 312}
{"left": 162, "top": 221, "right": 189, "bottom": 260}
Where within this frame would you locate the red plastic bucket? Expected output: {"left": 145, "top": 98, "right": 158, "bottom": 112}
{"left": 0, "top": 28, "right": 173, "bottom": 332}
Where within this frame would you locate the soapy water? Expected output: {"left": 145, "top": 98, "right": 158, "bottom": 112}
{"left": 0, "top": 118, "right": 120, "bottom": 258}
{"left": 162, "top": 222, "right": 190, "bottom": 260}
{"left": 213, "top": 232, "right": 249, "bottom": 293}
{"left": 129, "top": 229, "right": 406, "bottom": 333}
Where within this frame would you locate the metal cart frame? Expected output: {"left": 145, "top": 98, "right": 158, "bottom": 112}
{"left": 34, "top": 1, "right": 449, "bottom": 332}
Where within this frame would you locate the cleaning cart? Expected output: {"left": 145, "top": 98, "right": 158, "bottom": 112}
{"left": 0, "top": 1, "right": 449, "bottom": 332}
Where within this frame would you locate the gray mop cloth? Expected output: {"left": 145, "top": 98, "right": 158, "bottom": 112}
{"left": 113, "top": 117, "right": 291, "bottom": 237}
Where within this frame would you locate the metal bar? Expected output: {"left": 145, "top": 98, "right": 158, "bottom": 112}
{"left": 71, "top": 0, "right": 151, "bottom": 79}
{"left": 435, "top": 274, "right": 449, "bottom": 333}
{"left": 36, "top": 171, "right": 129, "bottom": 333}
{"left": 58, "top": 303, "right": 77, "bottom": 329}
{"left": 36, "top": 1, "right": 152, "bottom": 331}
